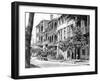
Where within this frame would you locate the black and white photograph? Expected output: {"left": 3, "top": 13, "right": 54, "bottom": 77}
{"left": 11, "top": 1, "right": 97, "bottom": 79}
{"left": 25, "top": 13, "right": 90, "bottom": 68}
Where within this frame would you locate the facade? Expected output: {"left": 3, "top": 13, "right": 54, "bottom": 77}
{"left": 56, "top": 15, "right": 76, "bottom": 60}
{"left": 36, "top": 16, "right": 58, "bottom": 52}
{"left": 57, "top": 15, "right": 75, "bottom": 42}
{"left": 56, "top": 14, "right": 90, "bottom": 60}
{"left": 44, "top": 18, "right": 58, "bottom": 46}
{"left": 36, "top": 20, "right": 49, "bottom": 47}
{"left": 36, "top": 14, "right": 90, "bottom": 61}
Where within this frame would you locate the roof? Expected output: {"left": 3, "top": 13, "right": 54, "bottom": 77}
{"left": 36, "top": 20, "right": 50, "bottom": 28}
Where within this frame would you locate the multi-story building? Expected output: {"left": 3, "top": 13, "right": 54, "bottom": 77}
{"left": 36, "top": 20, "right": 49, "bottom": 48}
{"left": 57, "top": 15, "right": 75, "bottom": 42}
{"left": 36, "top": 15, "right": 58, "bottom": 52}
{"left": 36, "top": 14, "right": 90, "bottom": 61}
{"left": 56, "top": 14, "right": 90, "bottom": 60}
{"left": 44, "top": 18, "right": 58, "bottom": 47}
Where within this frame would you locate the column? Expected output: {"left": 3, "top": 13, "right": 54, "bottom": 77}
{"left": 64, "top": 50, "right": 68, "bottom": 60}
{"left": 56, "top": 43, "right": 58, "bottom": 58}
{"left": 80, "top": 47, "right": 82, "bottom": 60}
{"left": 56, "top": 32, "right": 59, "bottom": 58}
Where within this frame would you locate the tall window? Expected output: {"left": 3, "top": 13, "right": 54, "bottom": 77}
{"left": 50, "top": 36, "right": 51, "bottom": 42}
{"left": 64, "top": 28, "right": 66, "bottom": 39}
{"left": 52, "top": 35, "right": 53, "bottom": 42}
{"left": 67, "top": 26, "right": 69, "bottom": 38}
{"left": 82, "top": 49, "right": 85, "bottom": 55}
{"left": 41, "top": 36, "right": 43, "bottom": 42}
{"left": 39, "top": 26, "right": 40, "bottom": 32}
{"left": 39, "top": 36, "right": 40, "bottom": 42}
{"left": 58, "top": 20, "right": 60, "bottom": 26}
{"left": 55, "top": 22, "right": 57, "bottom": 28}
{"left": 61, "top": 29, "right": 62, "bottom": 40}
{"left": 46, "top": 34, "right": 47, "bottom": 40}
{"left": 41, "top": 26, "right": 43, "bottom": 32}
{"left": 52, "top": 22, "right": 53, "bottom": 29}
{"left": 48, "top": 37, "right": 49, "bottom": 42}
{"left": 55, "top": 35, "right": 57, "bottom": 41}
{"left": 58, "top": 31, "right": 60, "bottom": 41}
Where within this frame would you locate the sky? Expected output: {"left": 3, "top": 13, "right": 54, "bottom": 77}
{"left": 25, "top": 12, "right": 61, "bottom": 46}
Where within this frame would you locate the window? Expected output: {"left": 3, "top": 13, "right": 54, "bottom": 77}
{"left": 55, "top": 35, "right": 57, "bottom": 41}
{"left": 46, "top": 34, "right": 47, "bottom": 40}
{"left": 48, "top": 37, "right": 49, "bottom": 41}
{"left": 41, "top": 26, "right": 43, "bottom": 32}
{"left": 61, "top": 30, "right": 62, "bottom": 40}
{"left": 52, "top": 22, "right": 53, "bottom": 29}
{"left": 55, "top": 22, "right": 57, "bottom": 28}
{"left": 58, "top": 20, "right": 60, "bottom": 26}
{"left": 50, "top": 36, "right": 52, "bottom": 42}
{"left": 58, "top": 31, "right": 59, "bottom": 40}
{"left": 64, "top": 28, "right": 66, "bottom": 34}
{"left": 39, "top": 36, "right": 40, "bottom": 41}
{"left": 41, "top": 36, "right": 43, "bottom": 42}
{"left": 64, "top": 36, "right": 66, "bottom": 40}
{"left": 39, "top": 26, "right": 40, "bottom": 32}
{"left": 82, "top": 49, "right": 85, "bottom": 55}
{"left": 52, "top": 35, "right": 54, "bottom": 42}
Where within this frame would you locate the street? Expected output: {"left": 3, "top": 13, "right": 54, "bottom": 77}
{"left": 30, "top": 57, "right": 89, "bottom": 68}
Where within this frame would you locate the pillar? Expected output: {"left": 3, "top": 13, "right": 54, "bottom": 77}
{"left": 56, "top": 43, "right": 59, "bottom": 58}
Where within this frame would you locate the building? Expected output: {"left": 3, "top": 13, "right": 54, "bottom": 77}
{"left": 57, "top": 15, "right": 75, "bottom": 42}
{"left": 36, "top": 20, "right": 49, "bottom": 48}
{"left": 44, "top": 18, "right": 58, "bottom": 46}
{"left": 36, "top": 15, "right": 58, "bottom": 52}
{"left": 56, "top": 14, "right": 90, "bottom": 60}
{"left": 56, "top": 14, "right": 76, "bottom": 60}
{"left": 35, "top": 14, "right": 90, "bottom": 61}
